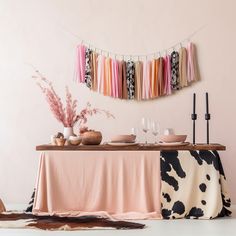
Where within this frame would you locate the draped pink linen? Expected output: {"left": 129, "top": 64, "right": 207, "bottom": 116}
{"left": 76, "top": 45, "right": 86, "bottom": 83}
{"left": 33, "top": 151, "right": 161, "bottom": 220}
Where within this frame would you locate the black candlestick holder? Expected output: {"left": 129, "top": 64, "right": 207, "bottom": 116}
{"left": 191, "top": 113, "right": 197, "bottom": 145}
{"left": 205, "top": 113, "right": 211, "bottom": 144}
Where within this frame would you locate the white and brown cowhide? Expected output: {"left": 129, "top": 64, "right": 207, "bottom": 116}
{"left": 161, "top": 150, "right": 231, "bottom": 219}
{"left": 0, "top": 212, "right": 145, "bottom": 230}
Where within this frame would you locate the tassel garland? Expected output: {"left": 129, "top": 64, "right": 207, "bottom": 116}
{"left": 76, "top": 42, "right": 200, "bottom": 100}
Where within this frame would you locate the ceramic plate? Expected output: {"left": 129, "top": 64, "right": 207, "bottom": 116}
{"left": 159, "top": 142, "right": 190, "bottom": 146}
{"left": 111, "top": 135, "right": 136, "bottom": 143}
{"left": 107, "top": 142, "right": 139, "bottom": 146}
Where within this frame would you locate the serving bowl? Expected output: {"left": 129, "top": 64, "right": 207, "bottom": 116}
{"left": 159, "top": 135, "right": 187, "bottom": 143}
{"left": 55, "top": 138, "right": 66, "bottom": 146}
{"left": 82, "top": 131, "right": 102, "bottom": 145}
{"left": 69, "top": 136, "right": 82, "bottom": 146}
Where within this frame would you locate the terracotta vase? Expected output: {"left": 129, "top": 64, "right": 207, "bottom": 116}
{"left": 82, "top": 131, "right": 102, "bottom": 145}
{"left": 0, "top": 198, "right": 6, "bottom": 212}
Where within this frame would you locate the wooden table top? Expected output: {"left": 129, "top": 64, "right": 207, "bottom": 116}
{"left": 36, "top": 143, "right": 226, "bottom": 151}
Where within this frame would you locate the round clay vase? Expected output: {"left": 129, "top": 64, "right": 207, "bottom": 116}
{"left": 82, "top": 131, "right": 102, "bottom": 145}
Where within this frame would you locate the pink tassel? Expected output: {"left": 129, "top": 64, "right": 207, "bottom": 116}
{"left": 97, "top": 55, "right": 105, "bottom": 94}
{"left": 112, "top": 59, "right": 119, "bottom": 98}
{"left": 187, "top": 42, "right": 195, "bottom": 82}
{"left": 164, "top": 55, "right": 172, "bottom": 95}
{"left": 118, "top": 61, "right": 123, "bottom": 98}
{"left": 142, "top": 61, "right": 147, "bottom": 99}
{"left": 111, "top": 59, "right": 115, "bottom": 97}
{"left": 187, "top": 42, "right": 200, "bottom": 82}
{"left": 110, "top": 59, "right": 114, "bottom": 97}
{"left": 76, "top": 45, "right": 81, "bottom": 83}
{"left": 142, "top": 60, "right": 151, "bottom": 100}
{"left": 146, "top": 61, "right": 151, "bottom": 99}
{"left": 77, "top": 44, "right": 86, "bottom": 83}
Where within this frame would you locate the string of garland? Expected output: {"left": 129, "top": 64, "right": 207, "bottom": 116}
{"left": 75, "top": 42, "right": 200, "bottom": 100}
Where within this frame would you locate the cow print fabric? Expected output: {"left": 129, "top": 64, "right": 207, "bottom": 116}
{"left": 161, "top": 150, "right": 231, "bottom": 219}
{"left": 25, "top": 189, "right": 35, "bottom": 212}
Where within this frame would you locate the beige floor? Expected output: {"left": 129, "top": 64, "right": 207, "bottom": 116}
{"left": 0, "top": 205, "right": 235, "bottom": 236}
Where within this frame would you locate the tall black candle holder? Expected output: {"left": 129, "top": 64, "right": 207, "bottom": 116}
{"left": 205, "top": 113, "right": 211, "bottom": 144}
{"left": 192, "top": 93, "right": 197, "bottom": 145}
{"left": 191, "top": 113, "right": 197, "bottom": 145}
{"left": 205, "top": 92, "right": 210, "bottom": 144}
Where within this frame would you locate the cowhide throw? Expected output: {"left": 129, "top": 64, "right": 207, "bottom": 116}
{"left": 161, "top": 150, "right": 231, "bottom": 219}
{"left": 0, "top": 212, "right": 145, "bottom": 230}
{"left": 25, "top": 189, "right": 35, "bottom": 212}
{"left": 0, "top": 199, "right": 5, "bottom": 213}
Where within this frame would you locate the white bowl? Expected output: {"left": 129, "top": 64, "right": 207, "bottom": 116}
{"left": 69, "top": 136, "right": 82, "bottom": 145}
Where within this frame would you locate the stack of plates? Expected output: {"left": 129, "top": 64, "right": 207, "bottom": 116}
{"left": 159, "top": 135, "right": 189, "bottom": 146}
{"left": 108, "top": 135, "right": 138, "bottom": 146}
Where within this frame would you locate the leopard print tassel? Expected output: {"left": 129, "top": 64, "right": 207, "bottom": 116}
{"left": 126, "top": 61, "right": 135, "bottom": 99}
{"left": 170, "top": 51, "right": 180, "bottom": 90}
{"left": 85, "top": 48, "right": 93, "bottom": 89}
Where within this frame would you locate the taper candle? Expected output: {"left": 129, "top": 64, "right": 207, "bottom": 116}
{"left": 206, "top": 92, "right": 209, "bottom": 114}
{"left": 192, "top": 93, "right": 197, "bottom": 145}
{"left": 205, "top": 92, "right": 210, "bottom": 144}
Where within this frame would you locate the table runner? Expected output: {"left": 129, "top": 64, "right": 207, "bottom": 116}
{"left": 33, "top": 151, "right": 161, "bottom": 220}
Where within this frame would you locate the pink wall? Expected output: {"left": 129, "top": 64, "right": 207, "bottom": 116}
{"left": 0, "top": 0, "right": 235, "bottom": 204}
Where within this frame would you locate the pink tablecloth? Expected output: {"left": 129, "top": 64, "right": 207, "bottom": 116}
{"left": 33, "top": 151, "right": 161, "bottom": 220}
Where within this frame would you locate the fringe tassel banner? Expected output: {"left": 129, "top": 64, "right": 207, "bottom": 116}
{"left": 75, "top": 42, "right": 201, "bottom": 101}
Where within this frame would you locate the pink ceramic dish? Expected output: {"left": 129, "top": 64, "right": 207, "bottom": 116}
{"left": 159, "top": 135, "right": 187, "bottom": 143}
{"left": 111, "top": 135, "right": 136, "bottom": 143}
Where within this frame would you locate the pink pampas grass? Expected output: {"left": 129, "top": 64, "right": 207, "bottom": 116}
{"left": 33, "top": 70, "right": 114, "bottom": 127}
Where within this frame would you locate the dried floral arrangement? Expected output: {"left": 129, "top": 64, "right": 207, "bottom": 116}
{"left": 33, "top": 70, "right": 114, "bottom": 128}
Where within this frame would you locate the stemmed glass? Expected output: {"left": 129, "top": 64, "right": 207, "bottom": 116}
{"left": 151, "top": 121, "right": 160, "bottom": 144}
{"left": 131, "top": 127, "right": 137, "bottom": 143}
{"left": 131, "top": 128, "right": 137, "bottom": 136}
{"left": 141, "top": 118, "right": 150, "bottom": 145}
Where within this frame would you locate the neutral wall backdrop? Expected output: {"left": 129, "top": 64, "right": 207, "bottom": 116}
{"left": 0, "top": 0, "right": 236, "bottom": 204}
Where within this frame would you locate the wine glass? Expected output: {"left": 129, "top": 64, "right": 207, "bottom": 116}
{"left": 141, "top": 118, "right": 150, "bottom": 145}
{"left": 131, "top": 127, "right": 137, "bottom": 136}
{"left": 131, "top": 127, "right": 137, "bottom": 143}
{"left": 151, "top": 121, "right": 160, "bottom": 144}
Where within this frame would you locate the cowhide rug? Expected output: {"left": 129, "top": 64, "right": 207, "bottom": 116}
{"left": 0, "top": 212, "right": 145, "bottom": 231}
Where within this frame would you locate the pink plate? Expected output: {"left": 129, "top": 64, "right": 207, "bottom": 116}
{"left": 111, "top": 135, "right": 136, "bottom": 143}
{"left": 159, "top": 135, "right": 187, "bottom": 143}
